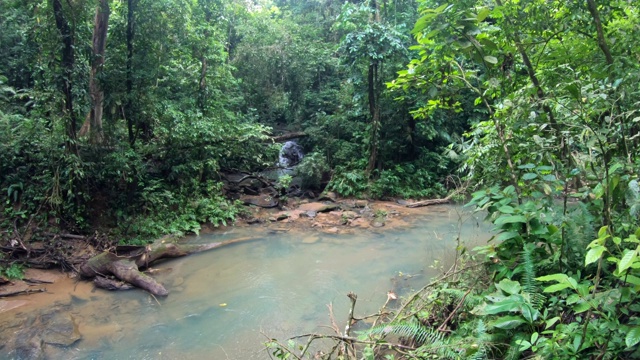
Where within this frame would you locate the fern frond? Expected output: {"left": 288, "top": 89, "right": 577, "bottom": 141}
{"left": 366, "top": 321, "right": 443, "bottom": 346}
{"left": 440, "top": 288, "right": 483, "bottom": 310}
{"left": 521, "top": 243, "right": 545, "bottom": 310}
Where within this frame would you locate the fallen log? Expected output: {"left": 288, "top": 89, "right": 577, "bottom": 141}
{"left": 79, "top": 236, "right": 257, "bottom": 296}
{"left": 271, "top": 132, "right": 307, "bottom": 142}
{"left": 405, "top": 198, "right": 450, "bottom": 208}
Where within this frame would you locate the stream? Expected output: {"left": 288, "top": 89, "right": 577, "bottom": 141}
{"left": 0, "top": 205, "right": 490, "bottom": 359}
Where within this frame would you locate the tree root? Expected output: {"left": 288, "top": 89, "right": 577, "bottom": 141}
{"left": 79, "top": 236, "right": 257, "bottom": 296}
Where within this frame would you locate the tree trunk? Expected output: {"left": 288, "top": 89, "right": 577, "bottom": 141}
{"left": 126, "top": 0, "right": 136, "bottom": 146}
{"left": 51, "top": 0, "right": 77, "bottom": 154}
{"left": 585, "top": 0, "right": 614, "bottom": 67}
{"left": 198, "top": 4, "right": 213, "bottom": 114}
{"left": 88, "top": 0, "right": 110, "bottom": 144}
{"left": 367, "top": 62, "right": 380, "bottom": 175}
{"left": 493, "top": 0, "right": 556, "bottom": 130}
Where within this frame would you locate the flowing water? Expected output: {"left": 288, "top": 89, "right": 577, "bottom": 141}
{"left": 0, "top": 205, "right": 490, "bottom": 359}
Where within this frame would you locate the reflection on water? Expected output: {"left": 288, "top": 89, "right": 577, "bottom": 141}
{"left": 0, "top": 205, "right": 489, "bottom": 359}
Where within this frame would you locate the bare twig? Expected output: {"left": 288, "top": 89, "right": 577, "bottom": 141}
{"left": 437, "top": 289, "right": 471, "bottom": 332}
{"left": 344, "top": 292, "right": 357, "bottom": 336}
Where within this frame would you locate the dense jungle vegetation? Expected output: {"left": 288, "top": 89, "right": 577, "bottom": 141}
{"left": 2, "top": 0, "right": 640, "bottom": 358}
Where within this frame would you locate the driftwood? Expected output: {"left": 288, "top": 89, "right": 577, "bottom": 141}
{"left": 79, "top": 236, "right": 256, "bottom": 296}
{"left": 405, "top": 198, "right": 450, "bottom": 208}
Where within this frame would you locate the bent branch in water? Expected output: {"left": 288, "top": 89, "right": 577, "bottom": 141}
{"left": 79, "top": 236, "right": 257, "bottom": 296}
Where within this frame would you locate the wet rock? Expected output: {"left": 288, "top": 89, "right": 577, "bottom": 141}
{"left": 240, "top": 195, "right": 278, "bottom": 208}
{"left": 245, "top": 217, "right": 261, "bottom": 224}
{"left": 318, "top": 191, "right": 337, "bottom": 202}
{"left": 370, "top": 220, "right": 386, "bottom": 228}
{"left": 276, "top": 213, "right": 289, "bottom": 221}
{"left": 354, "top": 200, "right": 369, "bottom": 208}
{"left": 298, "top": 202, "right": 339, "bottom": 213}
{"left": 342, "top": 211, "right": 359, "bottom": 219}
{"left": 239, "top": 178, "right": 263, "bottom": 191}
{"left": 396, "top": 199, "right": 410, "bottom": 206}
{"left": 299, "top": 210, "right": 317, "bottom": 219}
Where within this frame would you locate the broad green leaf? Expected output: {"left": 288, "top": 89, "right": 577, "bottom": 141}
{"left": 478, "top": 296, "right": 523, "bottom": 315}
{"left": 521, "top": 304, "right": 539, "bottom": 323}
{"left": 618, "top": 248, "right": 638, "bottom": 273}
{"left": 566, "top": 294, "right": 580, "bottom": 305}
{"left": 625, "top": 275, "right": 640, "bottom": 286}
{"left": 492, "top": 315, "right": 526, "bottom": 329}
{"left": 565, "top": 84, "right": 580, "bottom": 100}
{"left": 626, "top": 326, "right": 640, "bottom": 348}
{"left": 498, "top": 205, "right": 515, "bottom": 214}
{"left": 476, "top": 8, "right": 491, "bottom": 22}
{"left": 536, "top": 274, "right": 570, "bottom": 283}
{"left": 542, "top": 283, "right": 571, "bottom": 293}
{"left": 545, "top": 316, "right": 561, "bottom": 330}
{"left": 484, "top": 56, "right": 498, "bottom": 64}
{"left": 496, "top": 279, "right": 521, "bottom": 295}
{"left": 573, "top": 301, "right": 591, "bottom": 314}
{"left": 585, "top": 245, "right": 606, "bottom": 266}
{"left": 522, "top": 173, "right": 537, "bottom": 180}
{"left": 598, "top": 226, "right": 609, "bottom": 238}
{"left": 495, "top": 231, "right": 520, "bottom": 242}
{"left": 494, "top": 215, "right": 527, "bottom": 225}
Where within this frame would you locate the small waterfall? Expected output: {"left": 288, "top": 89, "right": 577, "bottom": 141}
{"left": 278, "top": 141, "right": 304, "bottom": 169}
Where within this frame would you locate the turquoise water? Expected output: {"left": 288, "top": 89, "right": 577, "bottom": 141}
{"left": 7, "top": 205, "right": 490, "bottom": 359}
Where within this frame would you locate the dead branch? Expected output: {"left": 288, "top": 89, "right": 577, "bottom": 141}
{"left": 344, "top": 292, "right": 357, "bottom": 336}
{"left": 437, "top": 289, "right": 471, "bottom": 332}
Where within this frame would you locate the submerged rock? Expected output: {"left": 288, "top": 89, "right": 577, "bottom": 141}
{"left": 41, "top": 314, "right": 81, "bottom": 346}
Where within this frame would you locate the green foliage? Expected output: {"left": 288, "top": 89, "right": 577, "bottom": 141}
{"left": 365, "top": 321, "right": 445, "bottom": 348}
{"left": 327, "top": 166, "right": 369, "bottom": 197}
{"left": 2, "top": 263, "right": 24, "bottom": 280}
{"left": 294, "top": 152, "right": 329, "bottom": 189}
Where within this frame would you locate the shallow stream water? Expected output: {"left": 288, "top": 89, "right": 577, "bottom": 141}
{"left": 0, "top": 205, "right": 490, "bottom": 359}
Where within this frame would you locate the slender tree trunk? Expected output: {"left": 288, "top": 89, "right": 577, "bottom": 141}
{"left": 126, "top": 0, "right": 136, "bottom": 146}
{"left": 585, "top": 0, "right": 614, "bottom": 66}
{"left": 88, "top": 0, "right": 110, "bottom": 144}
{"left": 494, "top": 0, "right": 556, "bottom": 130}
{"left": 198, "top": 5, "right": 212, "bottom": 114}
{"left": 367, "top": 62, "right": 380, "bottom": 174}
{"left": 51, "top": 0, "right": 77, "bottom": 154}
